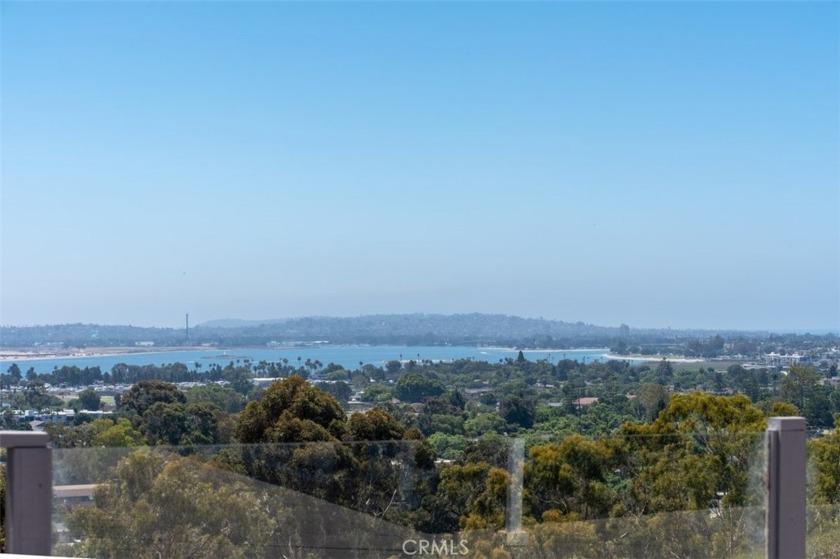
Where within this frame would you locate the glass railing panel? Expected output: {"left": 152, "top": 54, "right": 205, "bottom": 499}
{"left": 807, "top": 426, "right": 840, "bottom": 558}
{"left": 52, "top": 441, "right": 497, "bottom": 558}
{"left": 516, "top": 431, "right": 767, "bottom": 559}
{"left": 52, "top": 432, "right": 767, "bottom": 558}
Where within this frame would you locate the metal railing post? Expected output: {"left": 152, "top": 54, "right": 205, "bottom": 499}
{"left": 1, "top": 431, "right": 52, "bottom": 556}
{"left": 766, "top": 417, "right": 806, "bottom": 559}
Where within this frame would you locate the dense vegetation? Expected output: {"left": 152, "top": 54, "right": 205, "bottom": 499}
{"left": 4, "top": 351, "right": 828, "bottom": 557}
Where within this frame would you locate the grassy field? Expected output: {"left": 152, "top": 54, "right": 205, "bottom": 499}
{"left": 673, "top": 360, "right": 750, "bottom": 373}
{"left": 58, "top": 393, "right": 116, "bottom": 409}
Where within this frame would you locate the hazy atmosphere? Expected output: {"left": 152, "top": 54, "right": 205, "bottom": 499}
{"left": 2, "top": 2, "right": 838, "bottom": 331}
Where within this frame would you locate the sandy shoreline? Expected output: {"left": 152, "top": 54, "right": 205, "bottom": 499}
{"left": 0, "top": 346, "right": 207, "bottom": 363}
{"left": 602, "top": 353, "right": 705, "bottom": 363}
{"left": 478, "top": 347, "right": 609, "bottom": 353}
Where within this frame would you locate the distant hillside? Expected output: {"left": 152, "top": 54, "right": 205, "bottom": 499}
{"left": 198, "top": 313, "right": 620, "bottom": 341}
{"left": 0, "top": 313, "right": 771, "bottom": 349}
{"left": 200, "top": 318, "right": 292, "bottom": 328}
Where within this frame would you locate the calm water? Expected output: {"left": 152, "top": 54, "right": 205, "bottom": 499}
{"left": 1, "top": 346, "right": 634, "bottom": 374}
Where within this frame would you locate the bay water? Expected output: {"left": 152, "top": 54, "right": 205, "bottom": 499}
{"left": 2, "top": 346, "right": 633, "bottom": 375}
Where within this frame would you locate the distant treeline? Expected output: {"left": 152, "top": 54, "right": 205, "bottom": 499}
{"left": 0, "top": 313, "right": 793, "bottom": 349}
{"left": 3, "top": 361, "right": 257, "bottom": 389}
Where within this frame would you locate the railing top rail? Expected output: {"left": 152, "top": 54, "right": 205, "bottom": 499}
{"left": 767, "top": 416, "right": 806, "bottom": 431}
{"left": 0, "top": 431, "right": 48, "bottom": 449}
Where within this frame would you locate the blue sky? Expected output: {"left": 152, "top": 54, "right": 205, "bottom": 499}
{"left": 2, "top": 2, "right": 838, "bottom": 331}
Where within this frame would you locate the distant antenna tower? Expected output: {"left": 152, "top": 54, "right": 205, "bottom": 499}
{"left": 186, "top": 313, "right": 190, "bottom": 342}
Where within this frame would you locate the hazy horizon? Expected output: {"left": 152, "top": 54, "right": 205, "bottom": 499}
{"left": 1, "top": 311, "right": 837, "bottom": 336}
{"left": 2, "top": 2, "right": 838, "bottom": 332}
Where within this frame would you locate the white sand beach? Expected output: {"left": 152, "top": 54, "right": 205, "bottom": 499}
{"left": 602, "top": 353, "right": 705, "bottom": 363}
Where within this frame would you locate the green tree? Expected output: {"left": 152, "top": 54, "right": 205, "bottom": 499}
{"left": 235, "top": 376, "right": 345, "bottom": 444}
{"left": 393, "top": 373, "right": 445, "bottom": 403}
{"left": 465, "top": 413, "right": 507, "bottom": 437}
{"left": 427, "top": 433, "right": 469, "bottom": 460}
{"left": 811, "top": 419, "right": 840, "bottom": 503}
{"left": 655, "top": 359, "right": 674, "bottom": 383}
{"left": 92, "top": 418, "right": 144, "bottom": 447}
{"left": 62, "top": 450, "right": 278, "bottom": 558}
{"left": 6, "top": 363, "right": 21, "bottom": 385}
{"left": 318, "top": 380, "right": 353, "bottom": 403}
{"left": 636, "top": 383, "right": 669, "bottom": 421}
{"left": 622, "top": 393, "right": 766, "bottom": 512}
{"left": 77, "top": 388, "right": 101, "bottom": 411}
{"left": 767, "top": 401, "right": 799, "bottom": 417}
{"left": 805, "top": 385, "right": 834, "bottom": 428}
{"left": 438, "top": 462, "right": 509, "bottom": 530}
{"left": 360, "top": 384, "right": 392, "bottom": 403}
{"left": 141, "top": 402, "right": 190, "bottom": 446}
{"left": 185, "top": 384, "right": 245, "bottom": 413}
{"left": 464, "top": 433, "right": 512, "bottom": 470}
{"left": 233, "top": 377, "right": 435, "bottom": 516}
{"left": 141, "top": 401, "right": 230, "bottom": 446}
{"left": 22, "top": 380, "right": 51, "bottom": 410}
{"left": 46, "top": 418, "right": 143, "bottom": 449}
{"left": 779, "top": 364, "right": 820, "bottom": 413}
{"left": 345, "top": 407, "right": 405, "bottom": 442}
{"left": 417, "top": 413, "right": 465, "bottom": 436}
{"left": 526, "top": 435, "right": 615, "bottom": 520}
{"left": 120, "top": 380, "right": 186, "bottom": 416}
{"left": 499, "top": 394, "right": 536, "bottom": 429}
